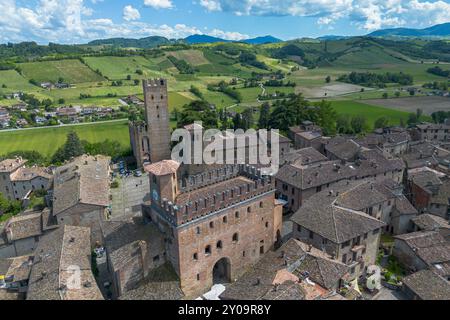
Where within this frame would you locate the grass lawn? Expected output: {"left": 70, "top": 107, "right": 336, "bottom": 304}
{"left": 0, "top": 120, "right": 130, "bottom": 158}
{"left": 18, "top": 59, "right": 105, "bottom": 84}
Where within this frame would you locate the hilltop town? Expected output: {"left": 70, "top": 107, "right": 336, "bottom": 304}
{"left": 1, "top": 78, "right": 449, "bottom": 301}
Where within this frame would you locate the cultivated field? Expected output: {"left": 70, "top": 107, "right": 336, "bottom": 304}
{"left": 0, "top": 120, "right": 130, "bottom": 157}
{"left": 18, "top": 59, "right": 105, "bottom": 83}
{"left": 360, "top": 96, "right": 450, "bottom": 115}
{"left": 0, "top": 70, "right": 36, "bottom": 93}
{"left": 166, "top": 50, "right": 209, "bottom": 66}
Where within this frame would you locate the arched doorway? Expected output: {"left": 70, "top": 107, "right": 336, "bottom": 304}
{"left": 212, "top": 258, "right": 231, "bottom": 284}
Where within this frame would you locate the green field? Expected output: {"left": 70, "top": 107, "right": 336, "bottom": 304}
{"left": 330, "top": 100, "right": 431, "bottom": 128}
{"left": 18, "top": 59, "right": 105, "bottom": 83}
{"left": 0, "top": 121, "right": 130, "bottom": 157}
{"left": 0, "top": 70, "right": 37, "bottom": 93}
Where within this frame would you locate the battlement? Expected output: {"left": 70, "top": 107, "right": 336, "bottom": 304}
{"left": 143, "top": 78, "right": 167, "bottom": 89}
{"left": 156, "top": 165, "right": 275, "bottom": 226}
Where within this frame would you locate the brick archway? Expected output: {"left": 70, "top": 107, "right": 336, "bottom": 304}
{"left": 212, "top": 257, "right": 231, "bottom": 284}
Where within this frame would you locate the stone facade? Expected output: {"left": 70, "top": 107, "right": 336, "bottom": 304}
{"left": 129, "top": 79, "right": 172, "bottom": 167}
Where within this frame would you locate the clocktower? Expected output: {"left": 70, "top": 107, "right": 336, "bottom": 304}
{"left": 144, "top": 160, "right": 180, "bottom": 207}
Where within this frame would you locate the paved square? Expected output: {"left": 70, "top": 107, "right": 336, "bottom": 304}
{"left": 110, "top": 174, "right": 150, "bottom": 220}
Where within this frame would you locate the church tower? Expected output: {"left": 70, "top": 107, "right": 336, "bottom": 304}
{"left": 142, "top": 79, "right": 172, "bottom": 163}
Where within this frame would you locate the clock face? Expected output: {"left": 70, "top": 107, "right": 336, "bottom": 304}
{"left": 152, "top": 189, "right": 159, "bottom": 201}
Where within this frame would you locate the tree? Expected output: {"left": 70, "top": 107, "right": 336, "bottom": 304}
{"left": 336, "top": 115, "right": 352, "bottom": 134}
{"left": 58, "top": 98, "right": 65, "bottom": 104}
{"left": 126, "top": 75, "right": 131, "bottom": 81}
{"left": 351, "top": 115, "right": 367, "bottom": 134}
{"left": 178, "top": 100, "right": 218, "bottom": 130}
{"left": 258, "top": 102, "right": 271, "bottom": 130}
{"left": 374, "top": 117, "right": 389, "bottom": 129}
{"left": 382, "top": 92, "right": 388, "bottom": 99}
{"left": 241, "top": 109, "right": 254, "bottom": 131}
{"left": 325, "top": 76, "right": 331, "bottom": 83}
{"left": 395, "top": 91, "right": 400, "bottom": 98}
{"left": 134, "top": 79, "right": 140, "bottom": 86}
{"left": 407, "top": 113, "right": 418, "bottom": 126}
{"left": 51, "top": 131, "right": 85, "bottom": 164}
{"left": 315, "top": 100, "right": 337, "bottom": 136}
{"left": 416, "top": 108, "right": 423, "bottom": 120}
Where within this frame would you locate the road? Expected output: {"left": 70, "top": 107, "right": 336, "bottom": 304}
{"left": 0, "top": 118, "right": 127, "bottom": 133}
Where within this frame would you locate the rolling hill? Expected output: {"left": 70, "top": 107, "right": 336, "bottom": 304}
{"left": 368, "top": 22, "right": 450, "bottom": 38}
{"left": 87, "top": 36, "right": 173, "bottom": 48}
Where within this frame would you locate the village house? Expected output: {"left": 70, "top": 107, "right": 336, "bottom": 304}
{"left": 401, "top": 269, "right": 450, "bottom": 300}
{"left": 324, "top": 136, "right": 363, "bottom": 162}
{"left": 291, "top": 181, "right": 386, "bottom": 280}
{"left": 0, "top": 255, "right": 33, "bottom": 300}
{"left": 412, "top": 214, "right": 450, "bottom": 240}
{"left": 0, "top": 107, "right": 11, "bottom": 128}
{"left": 407, "top": 168, "right": 450, "bottom": 220}
{"left": 412, "top": 123, "right": 450, "bottom": 142}
{"left": 26, "top": 225, "right": 103, "bottom": 300}
{"left": 15, "top": 118, "right": 28, "bottom": 127}
{"left": 102, "top": 216, "right": 166, "bottom": 298}
{"left": 393, "top": 231, "right": 450, "bottom": 278}
{"left": 51, "top": 155, "right": 111, "bottom": 246}
{"left": 282, "top": 147, "right": 328, "bottom": 166}
{"left": 0, "top": 208, "right": 57, "bottom": 259}
{"left": 335, "top": 179, "right": 418, "bottom": 235}
{"left": 0, "top": 158, "right": 53, "bottom": 201}
{"left": 289, "top": 122, "right": 325, "bottom": 151}
{"left": 220, "top": 238, "right": 349, "bottom": 300}
{"left": 275, "top": 149, "right": 405, "bottom": 213}
{"left": 56, "top": 106, "right": 81, "bottom": 120}
{"left": 356, "top": 130, "right": 411, "bottom": 156}
{"left": 40, "top": 82, "right": 54, "bottom": 90}
{"left": 143, "top": 161, "right": 283, "bottom": 297}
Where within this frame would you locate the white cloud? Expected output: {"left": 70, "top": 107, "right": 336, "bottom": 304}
{"left": 123, "top": 5, "right": 141, "bottom": 21}
{"left": 199, "top": 0, "right": 450, "bottom": 31}
{"left": 208, "top": 29, "right": 249, "bottom": 41}
{"left": 144, "top": 0, "right": 174, "bottom": 9}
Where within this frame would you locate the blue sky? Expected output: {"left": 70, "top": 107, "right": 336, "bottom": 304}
{"left": 1, "top": 0, "right": 450, "bottom": 44}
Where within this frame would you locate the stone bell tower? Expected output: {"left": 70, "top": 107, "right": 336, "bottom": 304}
{"left": 142, "top": 79, "right": 172, "bottom": 163}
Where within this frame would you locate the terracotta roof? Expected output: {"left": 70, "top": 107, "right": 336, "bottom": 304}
{"left": 10, "top": 166, "right": 52, "bottom": 182}
{"left": 412, "top": 214, "right": 450, "bottom": 231}
{"left": 144, "top": 160, "right": 180, "bottom": 176}
{"left": 0, "top": 158, "right": 27, "bottom": 173}
{"left": 291, "top": 181, "right": 386, "bottom": 243}
{"left": 4, "top": 211, "right": 43, "bottom": 241}
{"left": 403, "top": 270, "right": 450, "bottom": 300}
{"left": 220, "top": 239, "right": 348, "bottom": 300}
{"left": 27, "top": 225, "right": 103, "bottom": 300}
{"left": 284, "top": 147, "right": 328, "bottom": 166}
{"left": 53, "top": 155, "right": 110, "bottom": 215}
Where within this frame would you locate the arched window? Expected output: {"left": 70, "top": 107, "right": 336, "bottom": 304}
{"left": 259, "top": 201, "right": 264, "bottom": 208}
{"left": 216, "top": 241, "right": 223, "bottom": 249}
{"left": 193, "top": 253, "right": 198, "bottom": 260}
{"left": 223, "top": 216, "right": 228, "bottom": 223}
{"left": 247, "top": 206, "right": 251, "bottom": 213}
{"left": 232, "top": 233, "right": 239, "bottom": 242}
{"left": 235, "top": 211, "right": 240, "bottom": 218}
{"left": 205, "top": 245, "right": 211, "bottom": 255}
{"left": 210, "top": 221, "right": 214, "bottom": 229}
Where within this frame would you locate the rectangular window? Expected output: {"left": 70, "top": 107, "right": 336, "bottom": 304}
{"left": 309, "top": 230, "right": 314, "bottom": 239}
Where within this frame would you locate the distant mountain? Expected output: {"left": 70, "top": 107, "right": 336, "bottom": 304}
{"left": 88, "top": 36, "right": 172, "bottom": 48}
{"left": 368, "top": 23, "right": 450, "bottom": 38}
{"left": 241, "top": 36, "right": 282, "bottom": 45}
{"left": 317, "top": 35, "right": 350, "bottom": 41}
{"left": 184, "top": 34, "right": 229, "bottom": 44}
{"left": 184, "top": 34, "right": 282, "bottom": 45}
